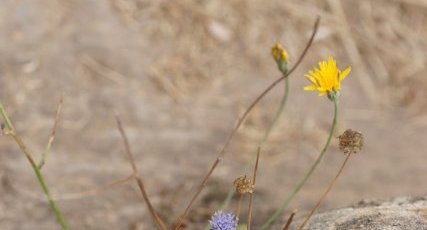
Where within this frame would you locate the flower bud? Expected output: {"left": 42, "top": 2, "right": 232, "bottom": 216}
{"left": 271, "top": 43, "right": 289, "bottom": 74}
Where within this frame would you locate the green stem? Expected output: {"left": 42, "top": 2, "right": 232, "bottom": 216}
{"left": 0, "top": 103, "right": 69, "bottom": 230}
{"left": 0, "top": 103, "right": 15, "bottom": 130}
{"left": 260, "top": 76, "right": 289, "bottom": 145}
{"left": 260, "top": 97, "right": 339, "bottom": 230}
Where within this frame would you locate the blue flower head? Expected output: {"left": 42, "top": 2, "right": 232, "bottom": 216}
{"left": 209, "top": 211, "right": 238, "bottom": 230}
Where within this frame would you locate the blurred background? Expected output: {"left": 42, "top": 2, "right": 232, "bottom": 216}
{"left": 0, "top": 0, "right": 426, "bottom": 229}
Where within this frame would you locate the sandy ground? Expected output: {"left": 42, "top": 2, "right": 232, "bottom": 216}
{"left": 0, "top": 0, "right": 426, "bottom": 229}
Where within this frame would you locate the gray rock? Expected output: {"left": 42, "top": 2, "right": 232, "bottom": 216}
{"left": 290, "top": 196, "right": 427, "bottom": 230}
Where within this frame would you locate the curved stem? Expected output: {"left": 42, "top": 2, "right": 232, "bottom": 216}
{"left": 0, "top": 103, "right": 69, "bottom": 230}
{"left": 260, "top": 76, "right": 289, "bottom": 145}
{"left": 260, "top": 98, "right": 339, "bottom": 230}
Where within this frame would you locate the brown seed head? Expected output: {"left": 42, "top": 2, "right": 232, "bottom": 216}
{"left": 233, "top": 175, "right": 254, "bottom": 195}
{"left": 338, "top": 129, "right": 364, "bottom": 154}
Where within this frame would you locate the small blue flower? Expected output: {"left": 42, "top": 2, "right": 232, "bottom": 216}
{"left": 209, "top": 211, "right": 238, "bottom": 230}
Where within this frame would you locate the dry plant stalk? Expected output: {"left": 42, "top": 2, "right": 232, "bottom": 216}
{"left": 173, "top": 17, "right": 321, "bottom": 229}
{"left": 53, "top": 174, "right": 134, "bottom": 201}
{"left": 297, "top": 153, "right": 352, "bottom": 230}
{"left": 115, "top": 115, "right": 168, "bottom": 230}
{"left": 38, "top": 96, "right": 63, "bottom": 169}
{"left": 247, "top": 147, "right": 261, "bottom": 230}
{"left": 282, "top": 210, "right": 297, "bottom": 230}
{"left": 235, "top": 193, "right": 244, "bottom": 219}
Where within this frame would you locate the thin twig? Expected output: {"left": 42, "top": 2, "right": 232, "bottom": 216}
{"left": 9, "top": 174, "right": 134, "bottom": 201}
{"left": 174, "top": 17, "right": 321, "bottom": 229}
{"left": 236, "top": 194, "right": 244, "bottom": 219}
{"left": 282, "top": 210, "right": 297, "bottom": 230}
{"left": 298, "top": 153, "right": 352, "bottom": 230}
{"left": 54, "top": 174, "right": 134, "bottom": 201}
{"left": 247, "top": 147, "right": 261, "bottom": 230}
{"left": 115, "top": 115, "right": 167, "bottom": 230}
{"left": 38, "top": 96, "right": 63, "bottom": 169}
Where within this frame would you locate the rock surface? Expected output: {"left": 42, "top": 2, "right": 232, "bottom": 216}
{"left": 290, "top": 196, "right": 427, "bottom": 230}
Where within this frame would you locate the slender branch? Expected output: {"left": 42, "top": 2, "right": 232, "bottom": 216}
{"left": 0, "top": 102, "right": 69, "bottom": 230}
{"left": 282, "top": 210, "right": 297, "bottom": 230}
{"left": 39, "top": 96, "right": 63, "bottom": 169}
{"left": 54, "top": 174, "right": 134, "bottom": 201}
{"left": 235, "top": 194, "right": 244, "bottom": 219}
{"left": 247, "top": 147, "right": 261, "bottom": 230}
{"left": 260, "top": 97, "right": 339, "bottom": 230}
{"left": 174, "top": 17, "right": 321, "bottom": 229}
{"left": 298, "top": 153, "right": 352, "bottom": 230}
{"left": 115, "top": 115, "right": 167, "bottom": 230}
{"left": 260, "top": 76, "right": 289, "bottom": 145}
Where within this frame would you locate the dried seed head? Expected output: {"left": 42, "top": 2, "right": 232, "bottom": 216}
{"left": 233, "top": 175, "right": 254, "bottom": 195}
{"left": 338, "top": 129, "right": 364, "bottom": 154}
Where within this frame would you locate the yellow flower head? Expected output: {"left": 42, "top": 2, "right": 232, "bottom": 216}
{"left": 304, "top": 56, "right": 351, "bottom": 97}
{"left": 271, "top": 43, "right": 289, "bottom": 63}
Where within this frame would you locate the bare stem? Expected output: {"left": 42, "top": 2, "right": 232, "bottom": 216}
{"left": 247, "top": 147, "right": 261, "bottom": 230}
{"left": 236, "top": 194, "right": 244, "bottom": 219}
{"left": 115, "top": 115, "right": 167, "bottom": 230}
{"left": 0, "top": 102, "right": 69, "bottom": 230}
{"left": 282, "top": 210, "right": 297, "bottom": 230}
{"left": 298, "top": 153, "right": 352, "bottom": 230}
{"left": 38, "top": 96, "right": 63, "bottom": 169}
{"left": 174, "top": 17, "right": 321, "bottom": 229}
{"left": 54, "top": 174, "right": 134, "bottom": 201}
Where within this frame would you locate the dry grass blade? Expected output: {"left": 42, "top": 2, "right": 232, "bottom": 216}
{"left": 115, "top": 115, "right": 167, "bottom": 230}
{"left": 9, "top": 174, "right": 134, "bottom": 201}
{"left": 298, "top": 154, "right": 352, "bottom": 230}
{"left": 247, "top": 147, "right": 261, "bottom": 230}
{"left": 282, "top": 210, "right": 297, "bottom": 230}
{"left": 173, "top": 17, "right": 321, "bottom": 230}
{"left": 235, "top": 193, "right": 244, "bottom": 219}
{"left": 38, "top": 96, "right": 63, "bottom": 169}
{"left": 54, "top": 174, "right": 134, "bottom": 201}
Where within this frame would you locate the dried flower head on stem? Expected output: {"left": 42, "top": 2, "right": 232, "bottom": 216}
{"left": 338, "top": 129, "right": 364, "bottom": 154}
{"left": 234, "top": 175, "right": 254, "bottom": 195}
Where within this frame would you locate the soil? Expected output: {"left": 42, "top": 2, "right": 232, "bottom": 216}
{"left": 0, "top": 0, "right": 426, "bottom": 229}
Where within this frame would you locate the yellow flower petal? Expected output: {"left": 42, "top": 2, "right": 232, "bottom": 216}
{"left": 304, "top": 85, "right": 317, "bottom": 91}
{"left": 339, "top": 66, "right": 351, "bottom": 81}
{"left": 303, "top": 56, "right": 351, "bottom": 97}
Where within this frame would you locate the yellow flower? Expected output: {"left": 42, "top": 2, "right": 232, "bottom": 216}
{"left": 271, "top": 43, "right": 289, "bottom": 63}
{"left": 304, "top": 56, "right": 351, "bottom": 96}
